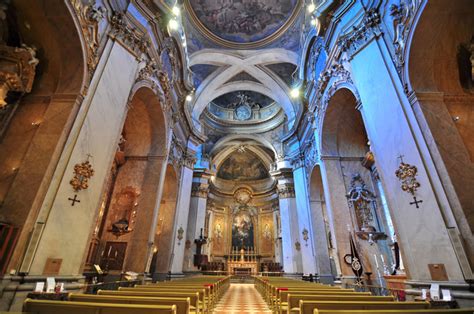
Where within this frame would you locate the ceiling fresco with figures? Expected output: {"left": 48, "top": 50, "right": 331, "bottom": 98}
{"left": 186, "top": 0, "right": 300, "bottom": 45}
{"left": 217, "top": 150, "right": 269, "bottom": 181}
{"left": 212, "top": 91, "right": 274, "bottom": 109}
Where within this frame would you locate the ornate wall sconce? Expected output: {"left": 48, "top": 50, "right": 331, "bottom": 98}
{"left": 177, "top": 226, "right": 184, "bottom": 245}
{"left": 302, "top": 228, "right": 309, "bottom": 246}
{"left": 395, "top": 156, "right": 423, "bottom": 208}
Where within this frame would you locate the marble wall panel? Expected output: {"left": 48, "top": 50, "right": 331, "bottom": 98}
{"left": 28, "top": 43, "right": 139, "bottom": 276}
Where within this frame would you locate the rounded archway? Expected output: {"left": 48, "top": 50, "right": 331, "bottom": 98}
{"left": 0, "top": 0, "right": 86, "bottom": 274}
{"left": 85, "top": 86, "right": 168, "bottom": 273}
{"left": 408, "top": 0, "right": 474, "bottom": 267}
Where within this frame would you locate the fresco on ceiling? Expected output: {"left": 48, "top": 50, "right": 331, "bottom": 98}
{"left": 232, "top": 210, "right": 254, "bottom": 249}
{"left": 189, "top": 0, "right": 298, "bottom": 43}
{"left": 217, "top": 151, "right": 269, "bottom": 181}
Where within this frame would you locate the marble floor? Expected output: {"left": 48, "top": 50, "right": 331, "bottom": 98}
{"left": 213, "top": 283, "right": 271, "bottom": 313}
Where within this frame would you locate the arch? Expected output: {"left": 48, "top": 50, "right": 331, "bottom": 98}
{"left": 124, "top": 86, "right": 168, "bottom": 156}
{"left": 211, "top": 134, "right": 277, "bottom": 156}
{"left": 189, "top": 49, "right": 299, "bottom": 122}
{"left": 406, "top": 0, "right": 474, "bottom": 265}
{"left": 407, "top": 0, "right": 474, "bottom": 93}
{"left": 1, "top": 0, "right": 86, "bottom": 273}
{"left": 320, "top": 88, "right": 368, "bottom": 157}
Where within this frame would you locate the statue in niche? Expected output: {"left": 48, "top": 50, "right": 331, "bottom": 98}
{"left": 346, "top": 174, "right": 377, "bottom": 232}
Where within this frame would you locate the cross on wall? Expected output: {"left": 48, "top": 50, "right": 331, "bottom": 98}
{"left": 68, "top": 194, "right": 80, "bottom": 206}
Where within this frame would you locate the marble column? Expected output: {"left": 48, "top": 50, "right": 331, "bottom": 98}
{"left": 292, "top": 158, "right": 317, "bottom": 275}
{"left": 183, "top": 169, "right": 210, "bottom": 272}
{"left": 277, "top": 181, "right": 302, "bottom": 274}
{"left": 319, "top": 157, "right": 353, "bottom": 277}
{"left": 273, "top": 210, "right": 283, "bottom": 265}
{"left": 169, "top": 154, "right": 196, "bottom": 275}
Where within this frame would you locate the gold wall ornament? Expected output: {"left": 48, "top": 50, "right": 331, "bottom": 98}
{"left": 395, "top": 156, "right": 423, "bottom": 208}
{"left": 70, "top": 158, "right": 95, "bottom": 192}
{"left": 177, "top": 226, "right": 184, "bottom": 245}
{"left": 295, "top": 241, "right": 301, "bottom": 251}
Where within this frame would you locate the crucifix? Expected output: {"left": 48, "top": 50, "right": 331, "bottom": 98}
{"left": 409, "top": 196, "right": 423, "bottom": 208}
{"left": 68, "top": 194, "right": 81, "bottom": 206}
{"left": 397, "top": 154, "right": 405, "bottom": 163}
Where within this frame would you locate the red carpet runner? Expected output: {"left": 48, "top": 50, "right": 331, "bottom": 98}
{"left": 213, "top": 283, "right": 271, "bottom": 313}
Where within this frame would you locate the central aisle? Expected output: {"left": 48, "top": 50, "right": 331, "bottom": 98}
{"left": 213, "top": 283, "right": 271, "bottom": 313}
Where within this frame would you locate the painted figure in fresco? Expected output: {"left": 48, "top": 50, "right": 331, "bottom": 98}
{"left": 191, "top": 0, "right": 297, "bottom": 42}
{"left": 232, "top": 211, "right": 254, "bottom": 249}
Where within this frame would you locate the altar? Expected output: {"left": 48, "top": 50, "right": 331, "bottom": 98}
{"left": 226, "top": 247, "right": 259, "bottom": 275}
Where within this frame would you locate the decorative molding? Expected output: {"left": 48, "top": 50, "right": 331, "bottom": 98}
{"left": 290, "top": 153, "right": 305, "bottom": 170}
{"left": 109, "top": 12, "right": 149, "bottom": 57}
{"left": 337, "top": 8, "right": 381, "bottom": 58}
{"left": 277, "top": 183, "right": 295, "bottom": 199}
{"left": 389, "top": 0, "right": 423, "bottom": 72}
{"left": 70, "top": 0, "right": 106, "bottom": 74}
{"left": 183, "top": 152, "right": 197, "bottom": 169}
{"left": 0, "top": 44, "right": 38, "bottom": 108}
{"left": 191, "top": 182, "right": 209, "bottom": 198}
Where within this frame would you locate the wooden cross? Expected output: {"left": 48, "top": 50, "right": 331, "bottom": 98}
{"left": 409, "top": 196, "right": 423, "bottom": 208}
{"left": 397, "top": 154, "right": 405, "bottom": 163}
{"left": 68, "top": 194, "right": 81, "bottom": 206}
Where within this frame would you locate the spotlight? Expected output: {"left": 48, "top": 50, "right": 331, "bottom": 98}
{"left": 290, "top": 88, "right": 300, "bottom": 98}
{"left": 307, "top": 3, "right": 316, "bottom": 13}
{"left": 168, "top": 19, "right": 179, "bottom": 30}
{"left": 172, "top": 6, "right": 180, "bottom": 16}
{"left": 186, "top": 94, "right": 193, "bottom": 101}
{"left": 182, "top": 41, "right": 187, "bottom": 48}
{"left": 453, "top": 116, "right": 460, "bottom": 122}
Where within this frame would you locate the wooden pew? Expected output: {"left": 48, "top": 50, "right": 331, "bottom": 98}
{"left": 120, "top": 287, "right": 209, "bottom": 312}
{"left": 69, "top": 293, "right": 191, "bottom": 314}
{"left": 130, "top": 285, "right": 211, "bottom": 309}
{"left": 297, "top": 300, "right": 430, "bottom": 314}
{"left": 23, "top": 298, "right": 176, "bottom": 314}
{"left": 276, "top": 288, "right": 368, "bottom": 312}
{"left": 284, "top": 294, "right": 394, "bottom": 314}
{"left": 313, "top": 309, "right": 474, "bottom": 314}
{"left": 98, "top": 290, "right": 201, "bottom": 313}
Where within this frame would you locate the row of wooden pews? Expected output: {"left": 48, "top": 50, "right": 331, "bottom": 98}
{"left": 23, "top": 275, "right": 230, "bottom": 314}
{"left": 254, "top": 276, "right": 474, "bottom": 314}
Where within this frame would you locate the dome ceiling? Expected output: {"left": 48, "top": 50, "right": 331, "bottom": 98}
{"left": 185, "top": 0, "right": 302, "bottom": 48}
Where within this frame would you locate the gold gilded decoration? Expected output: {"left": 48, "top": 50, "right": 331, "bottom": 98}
{"left": 177, "top": 226, "right": 184, "bottom": 245}
{"left": 70, "top": 159, "right": 95, "bottom": 192}
{"left": 0, "top": 44, "right": 38, "bottom": 108}
{"left": 395, "top": 159, "right": 421, "bottom": 196}
{"left": 234, "top": 187, "right": 252, "bottom": 205}
{"left": 295, "top": 241, "right": 301, "bottom": 251}
{"left": 395, "top": 156, "right": 423, "bottom": 208}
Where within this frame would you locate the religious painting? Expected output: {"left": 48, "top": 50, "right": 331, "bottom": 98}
{"left": 217, "top": 151, "right": 268, "bottom": 181}
{"left": 259, "top": 213, "right": 274, "bottom": 254}
{"left": 232, "top": 210, "right": 254, "bottom": 249}
{"left": 188, "top": 0, "right": 299, "bottom": 43}
{"left": 212, "top": 214, "right": 226, "bottom": 255}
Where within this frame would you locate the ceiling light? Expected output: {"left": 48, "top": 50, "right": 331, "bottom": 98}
{"left": 168, "top": 19, "right": 179, "bottom": 30}
{"left": 307, "top": 3, "right": 316, "bottom": 13}
{"left": 172, "top": 6, "right": 181, "bottom": 16}
{"left": 182, "top": 42, "right": 187, "bottom": 48}
{"left": 186, "top": 94, "right": 193, "bottom": 101}
{"left": 290, "top": 88, "right": 300, "bottom": 98}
